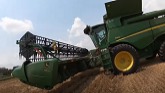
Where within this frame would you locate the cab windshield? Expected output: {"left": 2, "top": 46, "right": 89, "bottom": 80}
{"left": 96, "top": 29, "right": 106, "bottom": 44}
{"left": 93, "top": 24, "right": 106, "bottom": 45}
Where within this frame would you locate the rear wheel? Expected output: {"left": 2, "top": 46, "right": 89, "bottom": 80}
{"left": 111, "top": 44, "right": 139, "bottom": 75}
{"left": 159, "top": 41, "right": 165, "bottom": 61}
{"left": 146, "top": 53, "right": 157, "bottom": 60}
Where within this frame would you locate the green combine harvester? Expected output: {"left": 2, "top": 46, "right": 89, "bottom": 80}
{"left": 12, "top": 0, "right": 165, "bottom": 90}
{"left": 84, "top": 0, "right": 165, "bottom": 74}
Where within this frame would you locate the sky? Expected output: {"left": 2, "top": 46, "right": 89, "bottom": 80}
{"left": 0, "top": 0, "right": 165, "bottom": 68}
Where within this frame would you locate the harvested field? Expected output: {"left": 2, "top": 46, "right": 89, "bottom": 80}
{"left": 0, "top": 57, "right": 165, "bottom": 93}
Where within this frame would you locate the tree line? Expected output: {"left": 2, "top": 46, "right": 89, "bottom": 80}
{"left": 0, "top": 67, "right": 12, "bottom": 76}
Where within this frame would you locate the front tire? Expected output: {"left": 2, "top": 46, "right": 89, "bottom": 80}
{"left": 111, "top": 44, "right": 139, "bottom": 75}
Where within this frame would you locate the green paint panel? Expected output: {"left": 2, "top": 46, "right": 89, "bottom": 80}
{"left": 150, "top": 17, "right": 165, "bottom": 39}
{"left": 26, "top": 59, "right": 59, "bottom": 89}
{"left": 12, "top": 58, "right": 59, "bottom": 89}
{"left": 109, "top": 20, "right": 153, "bottom": 49}
{"left": 12, "top": 66, "right": 27, "bottom": 82}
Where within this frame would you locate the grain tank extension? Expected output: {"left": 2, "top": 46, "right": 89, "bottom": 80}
{"left": 84, "top": 0, "right": 165, "bottom": 74}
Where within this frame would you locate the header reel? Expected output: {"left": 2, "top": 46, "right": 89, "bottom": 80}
{"left": 17, "top": 32, "right": 89, "bottom": 62}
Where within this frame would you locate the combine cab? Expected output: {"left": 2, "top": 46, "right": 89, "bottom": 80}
{"left": 12, "top": 32, "right": 95, "bottom": 89}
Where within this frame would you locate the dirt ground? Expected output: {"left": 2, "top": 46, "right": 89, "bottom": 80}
{"left": 0, "top": 57, "right": 165, "bottom": 93}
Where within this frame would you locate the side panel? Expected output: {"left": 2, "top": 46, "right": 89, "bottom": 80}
{"left": 26, "top": 59, "right": 59, "bottom": 89}
{"left": 109, "top": 20, "right": 153, "bottom": 50}
{"left": 150, "top": 16, "right": 165, "bottom": 51}
{"left": 150, "top": 17, "right": 165, "bottom": 39}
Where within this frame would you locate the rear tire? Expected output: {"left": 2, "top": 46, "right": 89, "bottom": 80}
{"left": 159, "top": 41, "right": 165, "bottom": 61}
{"left": 111, "top": 44, "right": 139, "bottom": 75}
{"left": 146, "top": 53, "right": 157, "bottom": 60}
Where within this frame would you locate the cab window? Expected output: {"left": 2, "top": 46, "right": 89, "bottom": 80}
{"left": 96, "top": 30, "right": 106, "bottom": 43}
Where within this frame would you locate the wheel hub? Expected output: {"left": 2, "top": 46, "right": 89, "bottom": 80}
{"left": 114, "top": 51, "right": 134, "bottom": 72}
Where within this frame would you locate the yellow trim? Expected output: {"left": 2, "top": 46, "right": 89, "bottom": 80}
{"left": 116, "top": 23, "right": 165, "bottom": 42}
{"left": 114, "top": 51, "right": 134, "bottom": 72}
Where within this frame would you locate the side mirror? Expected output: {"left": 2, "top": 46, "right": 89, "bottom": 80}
{"left": 84, "top": 25, "right": 91, "bottom": 35}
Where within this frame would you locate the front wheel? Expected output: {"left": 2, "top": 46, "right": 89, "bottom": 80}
{"left": 111, "top": 44, "right": 139, "bottom": 75}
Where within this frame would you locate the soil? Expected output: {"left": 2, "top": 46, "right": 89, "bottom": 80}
{"left": 0, "top": 57, "right": 165, "bottom": 93}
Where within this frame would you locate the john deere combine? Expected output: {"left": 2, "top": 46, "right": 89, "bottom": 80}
{"left": 12, "top": 0, "right": 165, "bottom": 90}
{"left": 84, "top": 0, "right": 165, "bottom": 74}
{"left": 12, "top": 32, "right": 100, "bottom": 89}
